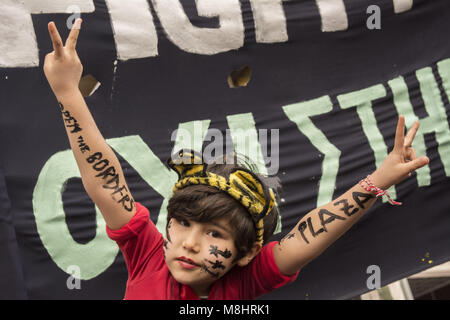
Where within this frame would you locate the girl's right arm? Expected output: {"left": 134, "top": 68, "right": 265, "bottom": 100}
{"left": 43, "top": 19, "right": 136, "bottom": 230}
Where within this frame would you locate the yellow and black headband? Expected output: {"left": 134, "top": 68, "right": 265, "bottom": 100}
{"left": 167, "top": 149, "right": 276, "bottom": 245}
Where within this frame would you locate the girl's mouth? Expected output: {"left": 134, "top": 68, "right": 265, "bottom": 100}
{"left": 177, "top": 257, "right": 199, "bottom": 269}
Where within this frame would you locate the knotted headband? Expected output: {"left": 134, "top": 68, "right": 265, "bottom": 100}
{"left": 167, "top": 149, "right": 276, "bottom": 244}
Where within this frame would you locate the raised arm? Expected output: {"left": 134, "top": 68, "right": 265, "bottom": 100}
{"left": 43, "top": 19, "right": 136, "bottom": 230}
{"left": 273, "top": 116, "right": 430, "bottom": 275}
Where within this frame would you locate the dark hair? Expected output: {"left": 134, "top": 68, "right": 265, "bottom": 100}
{"left": 166, "top": 153, "right": 281, "bottom": 262}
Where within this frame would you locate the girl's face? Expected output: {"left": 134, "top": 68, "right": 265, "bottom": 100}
{"left": 164, "top": 216, "right": 240, "bottom": 296}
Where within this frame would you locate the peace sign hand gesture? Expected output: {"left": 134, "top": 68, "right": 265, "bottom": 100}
{"left": 43, "top": 19, "right": 83, "bottom": 98}
{"left": 370, "top": 115, "right": 430, "bottom": 190}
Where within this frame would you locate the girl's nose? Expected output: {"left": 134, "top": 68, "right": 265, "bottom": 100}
{"left": 182, "top": 233, "right": 201, "bottom": 253}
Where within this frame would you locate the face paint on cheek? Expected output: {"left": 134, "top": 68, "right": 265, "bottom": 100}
{"left": 163, "top": 230, "right": 174, "bottom": 261}
{"left": 209, "top": 245, "right": 232, "bottom": 259}
{"left": 204, "top": 259, "right": 226, "bottom": 270}
{"left": 200, "top": 265, "right": 220, "bottom": 278}
{"left": 201, "top": 245, "right": 233, "bottom": 278}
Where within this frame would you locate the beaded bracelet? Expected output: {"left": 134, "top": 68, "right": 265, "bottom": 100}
{"left": 358, "top": 175, "right": 402, "bottom": 206}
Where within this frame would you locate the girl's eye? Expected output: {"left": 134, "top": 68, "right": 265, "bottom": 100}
{"left": 178, "top": 219, "right": 189, "bottom": 227}
{"left": 208, "top": 230, "right": 222, "bottom": 238}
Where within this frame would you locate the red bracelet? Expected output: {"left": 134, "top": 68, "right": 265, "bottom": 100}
{"left": 358, "top": 175, "right": 402, "bottom": 206}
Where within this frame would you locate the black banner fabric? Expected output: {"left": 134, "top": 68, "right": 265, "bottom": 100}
{"left": 0, "top": 166, "right": 27, "bottom": 299}
{"left": 1, "top": 0, "right": 450, "bottom": 299}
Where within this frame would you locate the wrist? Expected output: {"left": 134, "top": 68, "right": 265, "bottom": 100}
{"left": 368, "top": 170, "right": 390, "bottom": 190}
{"left": 358, "top": 174, "right": 402, "bottom": 206}
{"left": 55, "top": 88, "right": 82, "bottom": 103}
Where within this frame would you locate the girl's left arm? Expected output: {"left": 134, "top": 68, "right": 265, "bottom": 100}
{"left": 273, "top": 116, "right": 430, "bottom": 276}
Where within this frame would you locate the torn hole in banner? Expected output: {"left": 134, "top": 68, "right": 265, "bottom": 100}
{"left": 79, "top": 74, "right": 101, "bottom": 97}
{"left": 227, "top": 66, "right": 251, "bottom": 88}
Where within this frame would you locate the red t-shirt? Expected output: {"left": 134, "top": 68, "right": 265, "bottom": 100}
{"left": 106, "top": 202, "right": 299, "bottom": 300}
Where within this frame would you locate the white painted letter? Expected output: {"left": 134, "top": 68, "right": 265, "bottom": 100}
{"left": 105, "top": 0, "right": 158, "bottom": 60}
{"left": 248, "top": 0, "right": 288, "bottom": 43}
{"left": 151, "top": 0, "right": 244, "bottom": 54}
{"left": 315, "top": 0, "right": 348, "bottom": 32}
{"left": 0, "top": 0, "right": 94, "bottom": 68}
{"left": 393, "top": 0, "right": 413, "bottom": 14}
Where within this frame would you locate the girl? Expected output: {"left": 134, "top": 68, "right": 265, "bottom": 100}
{"left": 43, "top": 18, "right": 429, "bottom": 299}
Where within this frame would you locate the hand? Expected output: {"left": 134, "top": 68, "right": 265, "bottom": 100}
{"left": 43, "top": 19, "right": 83, "bottom": 98}
{"left": 370, "top": 115, "right": 429, "bottom": 190}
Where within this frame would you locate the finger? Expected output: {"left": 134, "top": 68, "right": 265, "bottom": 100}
{"left": 406, "top": 148, "right": 417, "bottom": 176}
{"left": 405, "top": 156, "right": 429, "bottom": 173}
{"left": 409, "top": 148, "right": 417, "bottom": 161}
{"left": 404, "top": 120, "right": 419, "bottom": 147}
{"left": 404, "top": 147, "right": 417, "bottom": 162}
{"left": 393, "top": 115, "right": 405, "bottom": 152}
{"left": 48, "top": 22, "right": 64, "bottom": 58}
{"left": 66, "top": 18, "right": 82, "bottom": 51}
